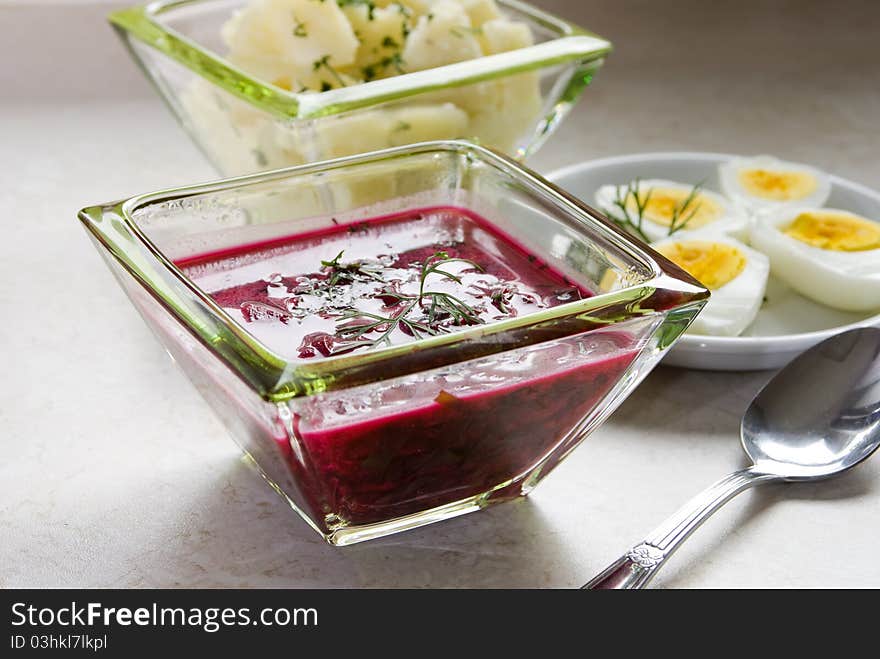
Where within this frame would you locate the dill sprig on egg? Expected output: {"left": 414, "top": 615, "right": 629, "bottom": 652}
{"left": 602, "top": 179, "right": 705, "bottom": 242}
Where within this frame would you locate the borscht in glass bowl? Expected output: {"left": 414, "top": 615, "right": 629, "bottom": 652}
{"left": 79, "top": 141, "right": 707, "bottom": 544}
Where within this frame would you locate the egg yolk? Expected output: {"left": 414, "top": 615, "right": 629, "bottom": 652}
{"left": 784, "top": 211, "right": 880, "bottom": 251}
{"left": 737, "top": 168, "right": 817, "bottom": 201}
{"left": 627, "top": 187, "right": 723, "bottom": 229}
{"left": 656, "top": 240, "right": 746, "bottom": 290}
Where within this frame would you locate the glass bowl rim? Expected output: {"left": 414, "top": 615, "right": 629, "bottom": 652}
{"left": 108, "top": 0, "right": 613, "bottom": 120}
{"left": 79, "top": 140, "right": 707, "bottom": 401}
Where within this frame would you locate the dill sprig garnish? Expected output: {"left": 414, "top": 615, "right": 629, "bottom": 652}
{"left": 361, "top": 48, "right": 406, "bottom": 81}
{"left": 417, "top": 251, "right": 482, "bottom": 300}
{"left": 604, "top": 179, "right": 652, "bottom": 243}
{"left": 320, "top": 250, "right": 384, "bottom": 285}
{"left": 332, "top": 251, "right": 486, "bottom": 351}
{"left": 336, "top": 0, "right": 377, "bottom": 20}
{"left": 602, "top": 179, "right": 704, "bottom": 242}
{"left": 336, "top": 305, "right": 432, "bottom": 344}
{"left": 313, "top": 55, "right": 346, "bottom": 88}
{"left": 667, "top": 183, "right": 704, "bottom": 236}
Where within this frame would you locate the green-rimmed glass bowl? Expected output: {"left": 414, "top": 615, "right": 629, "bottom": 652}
{"left": 109, "top": 0, "right": 612, "bottom": 175}
{"left": 79, "top": 141, "right": 707, "bottom": 545}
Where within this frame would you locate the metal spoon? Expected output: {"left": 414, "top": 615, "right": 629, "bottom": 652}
{"left": 584, "top": 326, "right": 880, "bottom": 589}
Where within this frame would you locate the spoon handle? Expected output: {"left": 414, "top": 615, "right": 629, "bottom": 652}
{"left": 583, "top": 467, "right": 776, "bottom": 589}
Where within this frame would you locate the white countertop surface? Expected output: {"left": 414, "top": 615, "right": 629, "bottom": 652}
{"left": 2, "top": 0, "right": 879, "bottom": 588}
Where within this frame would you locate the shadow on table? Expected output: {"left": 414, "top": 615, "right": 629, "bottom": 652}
{"left": 608, "top": 366, "right": 878, "bottom": 587}
{"left": 124, "top": 456, "right": 578, "bottom": 588}
{"left": 656, "top": 466, "right": 877, "bottom": 589}
{"left": 609, "top": 365, "right": 773, "bottom": 439}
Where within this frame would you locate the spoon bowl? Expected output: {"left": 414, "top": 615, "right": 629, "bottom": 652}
{"left": 742, "top": 327, "right": 880, "bottom": 480}
{"left": 585, "top": 326, "right": 880, "bottom": 589}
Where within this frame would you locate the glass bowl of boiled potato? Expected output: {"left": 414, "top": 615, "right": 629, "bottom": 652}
{"left": 109, "top": 0, "right": 611, "bottom": 176}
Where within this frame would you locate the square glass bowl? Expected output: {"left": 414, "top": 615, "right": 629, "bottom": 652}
{"left": 109, "top": 0, "right": 612, "bottom": 175}
{"left": 79, "top": 141, "right": 707, "bottom": 545}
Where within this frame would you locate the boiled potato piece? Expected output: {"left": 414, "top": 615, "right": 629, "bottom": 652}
{"left": 479, "top": 17, "right": 534, "bottom": 54}
{"left": 465, "top": 72, "right": 542, "bottom": 152}
{"left": 182, "top": 81, "right": 306, "bottom": 174}
{"left": 223, "top": 0, "right": 359, "bottom": 90}
{"left": 311, "top": 110, "right": 395, "bottom": 159}
{"left": 307, "top": 101, "right": 468, "bottom": 155}
{"left": 222, "top": 3, "right": 295, "bottom": 87}
{"left": 387, "top": 103, "right": 469, "bottom": 146}
{"left": 341, "top": 4, "right": 412, "bottom": 80}
{"left": 462, "top": 19, "right": 541, "bottom": 150}
{"left": 376, "top": 0, "right": 436, "bottom": 17}
{"left": 460, "top": 0, "right": 502, "bottom": 27}
{"left": 402, "top": 0, "right": 483, "bottom": 71}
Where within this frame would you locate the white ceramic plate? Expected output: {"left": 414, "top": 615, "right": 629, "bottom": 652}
{"left": 546, "top": 152, "right": 880, "bottom": 371}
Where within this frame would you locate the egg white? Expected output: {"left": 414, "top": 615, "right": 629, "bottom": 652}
{"left": 719, "top": 155, "right": 831, "bottom": 216}
{"left": 595, "top": 179, "right": 749, "bottom": 242}
{"left": 750, "top": 207, "right": 880, "bottom": 312}
{"left": 652, "top": 233, "right": 770, "bottom": 337}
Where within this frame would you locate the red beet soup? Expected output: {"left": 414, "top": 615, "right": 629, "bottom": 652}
{"left": 179, "top": 207, "right": 639, "bottom": 525}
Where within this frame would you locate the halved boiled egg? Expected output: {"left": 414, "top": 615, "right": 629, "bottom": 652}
{"left": 719, "top": 155, "right": 831, "bottom": 215}
{"left": 652, "top": 234, "right": 769, "bottom": 336}
{"left": 595, "top": 179, "right": 747, "bottom": 242}
{"left": 750, "top": 207, "right": 880, "bottom": 312}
